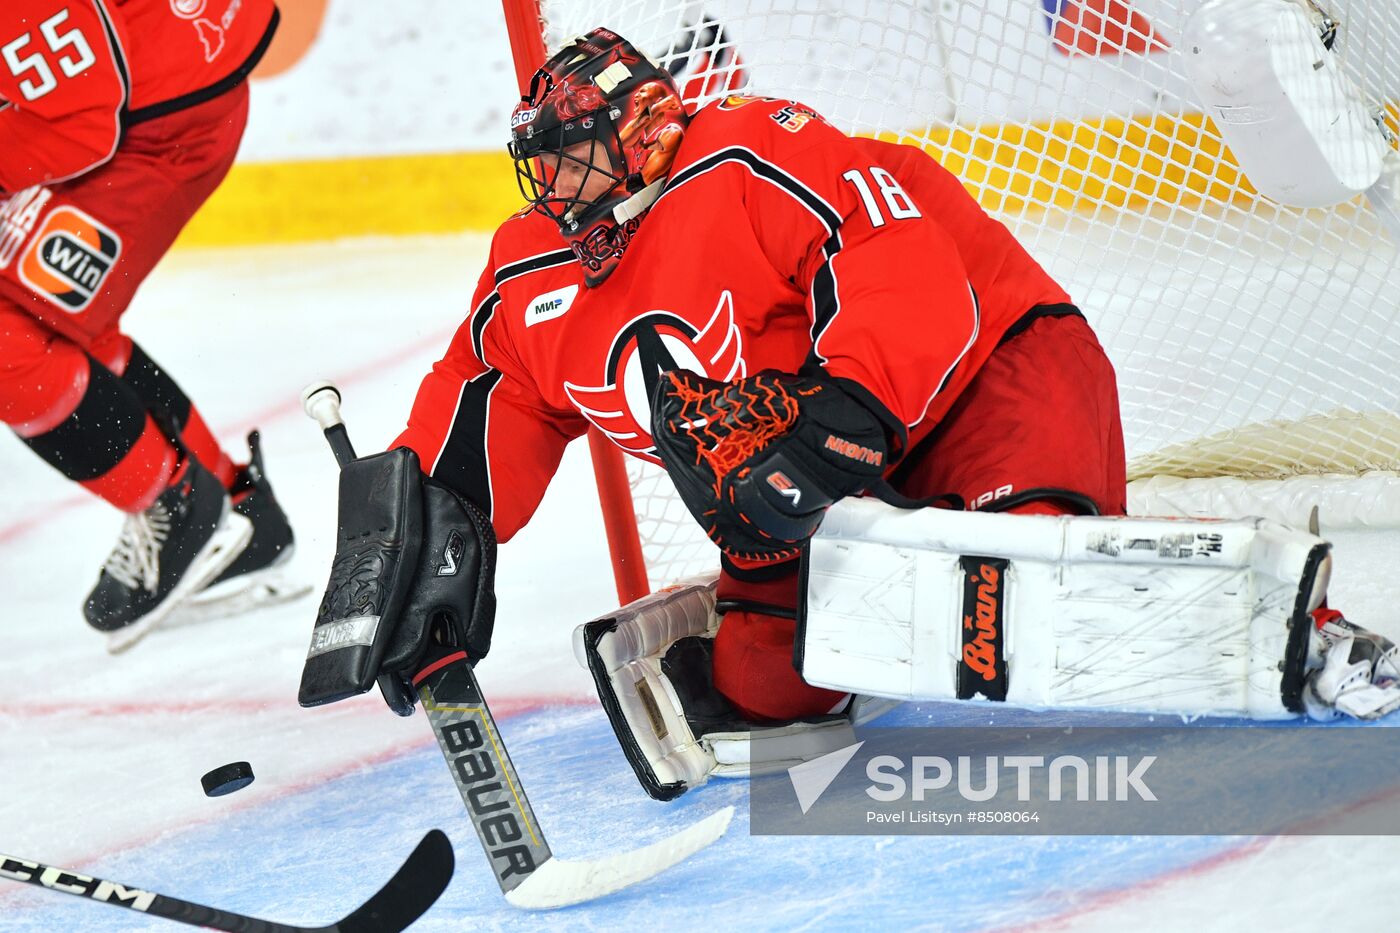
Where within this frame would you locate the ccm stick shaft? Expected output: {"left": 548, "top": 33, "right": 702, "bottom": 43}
{"left": 0, "top": 830, "right": 453, "bottom": 932}
{"left": 299, "top": 382, "right": 733, "bottom": 909}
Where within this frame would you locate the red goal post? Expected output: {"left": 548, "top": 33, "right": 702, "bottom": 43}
{"left": 501, "top": 5, "right": 652, "bottom": 605}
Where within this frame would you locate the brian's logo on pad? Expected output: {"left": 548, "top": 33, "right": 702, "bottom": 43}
{"left": 958, "top": 556, "right": 1008, "bottom": 701}
{"left": 525, "top": 283, "right": 578, "bottom": 326}
{"left": 18, "top": 206, "right": 120, "bottom": 312}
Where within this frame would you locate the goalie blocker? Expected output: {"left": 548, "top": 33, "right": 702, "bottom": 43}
{"left": 298, "top": 447, "right": 497, "bottom": 715}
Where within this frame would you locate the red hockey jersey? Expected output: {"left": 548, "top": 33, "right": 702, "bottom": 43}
{"left": 397, "top": 95, "right": 1074, "bottom": 542}
{"left": 0, "top": 0, "right": 277, "bottom": 191}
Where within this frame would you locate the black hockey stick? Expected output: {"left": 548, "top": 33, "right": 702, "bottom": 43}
{"left": 301, "top": 382, "right": 733, "bottom": 910}
{"left": 0, "top": 828, "right": 453, "bottom": 932}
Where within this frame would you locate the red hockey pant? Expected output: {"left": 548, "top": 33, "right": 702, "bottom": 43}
{"left": 0, "top": 87, "right": 248, "bottom": 511}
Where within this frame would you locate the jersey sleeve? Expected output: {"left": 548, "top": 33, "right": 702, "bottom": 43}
{"left": 394, "top": 261, "right": 586, "bottom": 544}
{"left": 0, "top": 0, "right": 129, "bottom": 191}
{"left": 740, "top": 103, "right": 980, "bottom": 447}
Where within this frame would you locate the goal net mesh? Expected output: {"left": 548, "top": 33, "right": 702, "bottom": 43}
{"left": 524, "top": 0, "right": 1400, "bottom": 587}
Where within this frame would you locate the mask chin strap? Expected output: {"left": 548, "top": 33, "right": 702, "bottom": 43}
{"left": 613, "top": 180, "right": 664, "bottom": 223}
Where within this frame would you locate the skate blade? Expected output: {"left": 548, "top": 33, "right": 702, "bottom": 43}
{"left": 105, "top": 511, "right": 255, "bottom": 655}
{"left": 165, "top": 566, "right": 313, "bottom": 629}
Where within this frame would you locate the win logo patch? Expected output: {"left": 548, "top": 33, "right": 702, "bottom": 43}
{"left": 19, "top": 206, "right": 121, "bottom": 312}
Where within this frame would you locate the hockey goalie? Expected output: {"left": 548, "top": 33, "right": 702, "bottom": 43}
{"left": 310, "top": 28, "right": 1400, "bottom": 803}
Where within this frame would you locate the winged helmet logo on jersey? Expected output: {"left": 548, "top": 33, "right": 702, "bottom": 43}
{"left": 564, "top": 290, "right": 746, "bottom": 463}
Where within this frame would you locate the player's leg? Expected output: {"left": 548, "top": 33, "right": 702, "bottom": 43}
{"left": 889, "top": 310, "right": 1126, "bottom": 518}
{"left": 90, "top": 330, "right": 297, "bottom": 599}
{"left": 94, "top": 84, "right": 298, "bottom": 610}
{"left": 1, "top": 306, "right": 179, "bottom": 513}
{"left": 0, "top": 303, "right": 249, "bottom": 643}
{"left": 711, "top": 561, "right": 848, "bottom": 722}
{"left": 582, "top": 311, "right": 1127, "bottom": 797}
{"left": 89, "top": 332, "right": 236, "bottom": 486}
{"left": 0, "top": 87, "right": 261, "bottom": 643}
{"left": 801, "top": 315, "right": 1397, "bottom": 720}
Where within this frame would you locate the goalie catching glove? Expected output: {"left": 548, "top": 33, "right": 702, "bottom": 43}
{"left": 298, "top": 447, "right": 497, "bottom": 716}
{"left": 650, "top": 368, "right": 892, "bottom": 562}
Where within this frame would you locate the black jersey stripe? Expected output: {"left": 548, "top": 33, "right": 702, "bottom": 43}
{"left": 661, "top": 147, "right": 855, "bottom": 366}
{"left": 473, "top": 248, "right": 574, "bottom": 362}
{"left": 807, "top": 229, "right": 845, "bottom": 361}
{"left": 39, "top": 0, "right": 129, "bottom": 186}
{"left": 494, "top": 248, "right": 576, "bottom": 285}
{"left": 430, "top": 368, "right": 505, "bottom": 518}
{"left": 658, "top": 146, "right": 842, "bottom": 233}
{"left": 91, "top": 0, "right": 131, "bottom": 106}
{"left": 126, "top": 9, "right": 280, "bottom": 125}
{"left": 470, "top": 293, "right": 501, "bottom": 364}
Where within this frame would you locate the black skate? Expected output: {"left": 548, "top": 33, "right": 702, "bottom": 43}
{"left": 84, "top": 458, "right": 253, "bottom": 653}
{"left": 168, "top": 430, "right": 311, "bottom": 627}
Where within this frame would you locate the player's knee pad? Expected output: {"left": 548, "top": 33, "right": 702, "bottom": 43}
{"left": 299, "top": 447, "right": 497, "bottom": 715}
{"left": 575, "top": 574, "right": 897, "bottom": 801}
{"left": 0, "top": 305, "right": 88, "bottom": 427}
{"left": 797, "top": 499, "right": 1331, "bottom": 719}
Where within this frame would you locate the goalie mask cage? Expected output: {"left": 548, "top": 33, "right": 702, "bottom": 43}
{"left": 500, "top": 0, "right": 1400, "bottom": 604}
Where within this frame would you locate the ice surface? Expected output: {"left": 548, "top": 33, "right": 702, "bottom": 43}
{"left": 2, "top": 237, "right": 1399, "bottom": 932}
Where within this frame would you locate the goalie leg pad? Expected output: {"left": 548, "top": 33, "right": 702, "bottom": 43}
{"left": 797, "top": 499, "right": 1331, "bottom": 719}
{"left": 576, "top": 576, "right": 873, "bottom": 801}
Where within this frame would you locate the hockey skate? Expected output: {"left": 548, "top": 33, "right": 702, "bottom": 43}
{"left": 167, "top": 431, "right": 311, "bottom": 628}
{"left": 84, "top": 458, "right": 253, "bottom": 654}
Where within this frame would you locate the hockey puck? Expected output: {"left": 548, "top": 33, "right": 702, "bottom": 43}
{"left": 201, "top": 761, "right": 255, "bottom": 797}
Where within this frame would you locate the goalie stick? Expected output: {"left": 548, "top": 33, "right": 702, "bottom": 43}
{"left": 301, "top": 381, "right": 734, "bottom": 910}
{"left": 0, "top": 829, "right": 453, "bottom": 932}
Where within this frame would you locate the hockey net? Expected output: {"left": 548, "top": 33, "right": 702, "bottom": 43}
{"left": 502, "top": 0, "right": 1400, "bottom": 594}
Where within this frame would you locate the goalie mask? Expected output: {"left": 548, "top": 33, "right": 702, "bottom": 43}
{"left": 508, "top": 28, "right": 689, "bottom": 286}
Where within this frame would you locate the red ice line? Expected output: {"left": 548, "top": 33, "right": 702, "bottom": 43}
{"left": 0, "top": 694, "right": 593, "bottom": 913}
{"left": 985, "top": 774, "right": 1400, "bottom": 932}
{"left": 1, "top": 692, "right": 589, "bottom": 719}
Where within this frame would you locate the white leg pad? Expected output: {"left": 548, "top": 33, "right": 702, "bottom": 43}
{"left": 799, "top": 499, "right": 1331, "bottom": 719}
{"left": 574, "top": 579, "right": 721, "bottom": 800}
{"left": 576, "top": 574, "right": 895, "bottom": 800}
